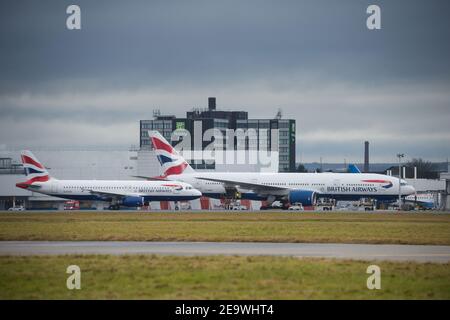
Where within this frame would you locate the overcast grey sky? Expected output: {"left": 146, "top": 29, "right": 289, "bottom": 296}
{"left": 0, "top": 0, "right": 449, "bottom": 163}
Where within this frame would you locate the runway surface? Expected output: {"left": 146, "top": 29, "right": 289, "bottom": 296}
{"left": 1, "top": 241, "right": 450, "bottom": 262}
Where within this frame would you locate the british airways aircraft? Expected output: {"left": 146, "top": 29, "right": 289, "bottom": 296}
{"left": 146, "top": 131, "right": 416, "bottom": 207}
{"left": 16, "top": 150, "right": 201, "bottom": 209}
{"left": 405, "top": 193, "right": 436, "bottom": 209}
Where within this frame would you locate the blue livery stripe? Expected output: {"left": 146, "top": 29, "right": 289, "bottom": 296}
{"left": 25, "top": 167, "right": 44, "bottom": 175}
{"left": 157, "top": 154, "right": 174, "bottom": 165}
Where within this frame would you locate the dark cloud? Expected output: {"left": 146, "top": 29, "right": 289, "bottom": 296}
{"left": 1, "top": 0, "right": 450, "bottom": 91}
{"left": 0, "top": 0, "right": 449, "bottom": 161}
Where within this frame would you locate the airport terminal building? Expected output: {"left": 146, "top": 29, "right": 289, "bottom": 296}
{"left": 140, "top": 97, "right": 296, "bottom": 172}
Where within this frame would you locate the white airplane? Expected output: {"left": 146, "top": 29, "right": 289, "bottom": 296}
{"left": 345, "top": 164, "right": 434, "bottom": 209}
{"left": 16, "top": 150, "right": 202, "bottom": 209}
{"left": 146, "top": 131, "right": 416, "bottom": 207}
{"left": 405, "top": 193, "right": 436, "bottom": 209}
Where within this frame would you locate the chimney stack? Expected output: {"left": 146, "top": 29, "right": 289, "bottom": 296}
{"left": 364, "top": 141, "right": 369, "bottom": 173}
{"left": 208, "top": 97, "right": 216, "bottom": 110}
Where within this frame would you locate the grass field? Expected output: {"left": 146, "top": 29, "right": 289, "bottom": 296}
{"left": 0, "top": 211, "right": 449, "bottom": 245}
{"left": 0, "top": 254, "right": 449, "bottom": 299}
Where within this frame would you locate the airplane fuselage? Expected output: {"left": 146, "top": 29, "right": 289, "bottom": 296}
{"left": 22, "top": 180, "right": 202, "bottom": 202}
{"left": 405, "top": 193, "right": 435, "bottom": 209}
{"left": 167, "top": 172, "right": 415, "bottom": 202}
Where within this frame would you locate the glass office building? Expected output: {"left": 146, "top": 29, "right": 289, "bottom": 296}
{"left": 140, "top": 98, "right": 296, "bottom": 172}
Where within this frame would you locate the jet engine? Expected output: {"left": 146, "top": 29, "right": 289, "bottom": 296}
{"left": 121, "top": 196, "right": 145, "bottom": 207}
{"left": 288, "top": 190, "right": 317, "bottom": 206}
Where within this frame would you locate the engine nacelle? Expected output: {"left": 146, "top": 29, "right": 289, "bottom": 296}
{"left": 288, "top": 190, "right": 317, "bottom": 206}
{"left": 121, "top": 196, "right": 145, "bottom": 207}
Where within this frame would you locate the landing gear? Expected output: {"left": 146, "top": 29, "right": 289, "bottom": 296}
{"left": 174, "top": 201, "right": 180, "bottom": 211}
{"left": 108, "top": 204, "right": 120, "bottom": 210}
{"left": 220, "top": 188, "right": 243, "bottom": 210}
{"left": 266, "top": 195, "right": 276, "bottom": 204}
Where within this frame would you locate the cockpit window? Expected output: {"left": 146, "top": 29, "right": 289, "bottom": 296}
{"left": 400, "top": 179, "right": 407, "bottom": 186}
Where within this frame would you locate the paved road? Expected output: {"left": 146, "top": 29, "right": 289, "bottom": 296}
{"left": 1, "top": 241, "right": 450, "bottom": 262}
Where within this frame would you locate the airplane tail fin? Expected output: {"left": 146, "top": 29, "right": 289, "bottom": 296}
{"left": 148, "top": 130, "right": 195, "bottom": 177}
{"left": 348, "top": 164, "right": 361, "bottom": 173}
{"left": 16, "top": 150, "right": 52, "bottom": 189}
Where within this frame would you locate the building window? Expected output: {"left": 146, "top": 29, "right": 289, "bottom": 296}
{"left": 258, "top": 121, "right": 269, "bottom": 128}
{"left": 248, "top": 121, "right": 258, "bottom": 128}
{"left": 278, "top": 121, "right": 290, "bottom": 128}
{"left": 164, "top": 122, "right": 172, "bottom": 129}
{"left": 236, "top": 121, "right": 248, "bottom": 128}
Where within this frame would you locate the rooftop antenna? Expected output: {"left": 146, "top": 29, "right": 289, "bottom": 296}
{"left": 275, "top": 108, "right": 282, "bottom": 120}
{"left": 152, "top": 109, "right": 161, "bottom": 119}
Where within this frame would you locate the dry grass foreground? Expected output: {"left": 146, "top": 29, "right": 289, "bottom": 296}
{"left": 0, "top": 211, "right": 449, "bottom": 245}
{"left": 0, "top": 254, "right": 449, "bottom": 299}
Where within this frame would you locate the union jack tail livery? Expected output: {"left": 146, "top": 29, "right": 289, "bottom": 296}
{"left": 148, "top": 130, "right": 194, "bottom": 177}
{"left": 16, "top": 150, "right": 52, "bottom": 189}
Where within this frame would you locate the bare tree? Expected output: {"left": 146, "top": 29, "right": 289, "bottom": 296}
{"left": 406, "top": 158, "right": 438, "bottom": 179}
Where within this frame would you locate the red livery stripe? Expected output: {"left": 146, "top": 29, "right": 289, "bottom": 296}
{"left": 21, "top": 155, "right": 44, "bottom": 169}
{"left": 151, "top": 137, "right": 174, "bottom": 154}
{"left": 163, "top": 162, "right": 188, "bottom": 177}
{"left": 27, "top": 175, "right": 49, "bottom": 183}
{"left": 16, "top": 175, "right": 49, "bottom": 189}
{"left": 362, "top": 179, "right": 390, "bottom": 183}
{"left": 15, "top": 182, "right": 30, "bottom": 189}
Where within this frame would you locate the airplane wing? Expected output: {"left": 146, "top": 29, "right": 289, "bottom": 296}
{"left": 131, "top": 175, "right": 168, "bottom": 181}
{"left": 195, "top": 177, "right": 288, "bottom": 193}
{"left": 82, "top": 188, "right": 141, "bottom": 198}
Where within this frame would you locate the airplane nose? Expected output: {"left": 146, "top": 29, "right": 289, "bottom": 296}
{"left": 193, "top": 189, "right": 202, "bottom": 197}
{"left": 403, "top": 185, "right": 415, "bottom": 195}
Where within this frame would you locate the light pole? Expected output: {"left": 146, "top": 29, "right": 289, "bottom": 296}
{"left": 397, "top": 153, "right": 405, "bottom": 210}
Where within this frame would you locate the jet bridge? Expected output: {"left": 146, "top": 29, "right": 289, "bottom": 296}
{"left": 440, "top": 172, "right": 450, "bottom": 211}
